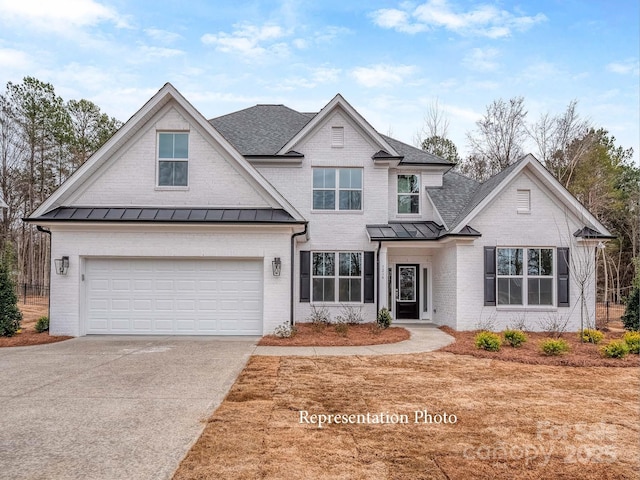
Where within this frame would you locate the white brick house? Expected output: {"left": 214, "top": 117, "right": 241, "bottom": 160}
{"left": 27, "top": 84, "right": 613, "bottom": 336}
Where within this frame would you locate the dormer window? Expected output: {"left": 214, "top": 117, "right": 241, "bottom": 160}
{"left": 397, "top": 174, "right": 420, "bottom": 214}
{"left": 158, "top": 132, "right": 189, "bottom": 187}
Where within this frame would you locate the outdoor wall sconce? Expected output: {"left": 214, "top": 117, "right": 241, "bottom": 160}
{"left": 54, "top": 256, "right": 69, "bottom": 276}
{"left": 272, "top": 257, "right": 282, "bottom": 277}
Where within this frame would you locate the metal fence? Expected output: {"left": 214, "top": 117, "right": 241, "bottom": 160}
{"left": 596, "top": 286, "right": 633, "bottom": 328}
{"left": 14, "top": 283, "right": 50, "bottom": 306}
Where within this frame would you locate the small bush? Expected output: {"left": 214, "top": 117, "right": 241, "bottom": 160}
{"left": 377, "top": 308, "right": 392, "bottom": 329}
{"left": 308, "top": 305, "right": 331, "bottom": 325}
{"left": 474, "top": 313, "right": 497, "bottom": 332}
{"left": 537, "top": 314, "right": 570, "bottom": 338}
{"left": 503, "top": 329, "right": 527, "bottom": 348}
{"left": 335, "top": 305, "right": 364, "bottom": 324}
{"left": 273, "top": 323, "right": 297, "bottom": 338}
{"left": 474, "top": 331, "right": 502, "bottom": 351}
{"left": 623, "top": 331, "right": 640, "bottom": 354}
{"left": 540, "top": 338, "right": 570, "bottom": 356}
{"left": 334, "top": 319, "right": 349, "bottom": 337}
{"left": 507, "top": 315, "right": 528, "bottom": 332}
{"left": 35, "top": 316, "right": 49, "bottom": 333}
{"left": 580, "top": 328, "right": 604, "bottom": 344}
{"left": 600, "top": 340, "right": 630, "bottom": 359}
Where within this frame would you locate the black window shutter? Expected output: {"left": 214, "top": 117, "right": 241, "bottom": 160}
{"left": 363, "top": 251, "right": 375, "bottom": 303}
{"left": 557, "top": 247, "right": 570, "bottom": 307}
{"left": 300, "top": 251, "right": 310, "bottom": 303}
{"left": 484, "top": 247, "right": 496, "bottom": 306}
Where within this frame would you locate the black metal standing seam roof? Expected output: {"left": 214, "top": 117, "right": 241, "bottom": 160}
{"left": 27, "top": 207, "right": 303, "bottom": 224}
{"left": 366, "top": 222, "right": 481, "bottom": 241}
{"left": 573, "top": 226, "right": 616, "bottom": 239}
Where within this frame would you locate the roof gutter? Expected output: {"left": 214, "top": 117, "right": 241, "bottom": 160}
{"left": 290, "top": 223, "right": 308, "bottom": 326}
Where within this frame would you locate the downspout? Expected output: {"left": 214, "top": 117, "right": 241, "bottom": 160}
{"left": 290, "top": 223, "right": 308, "bottom": 326}
{"left": 376, "top": 241, "right": 381, "bottom": 314}
{"left": 36, "top": 226, "right": 52, "bottom": 319}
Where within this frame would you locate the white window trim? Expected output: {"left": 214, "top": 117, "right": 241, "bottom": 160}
{"left": 496, "top": 247, "right": 555, "bottom": 307}
{"left": 397, "top": 174, "right": 420, "bottom": 215}
{"left": 312, "top": 168, "right": 363, "bottom": 212}
{"left": 311, "top": 251, "right": 364, "bottom": 304}
{"left": 157, "top": 132, "right": 189, "bottom": 188}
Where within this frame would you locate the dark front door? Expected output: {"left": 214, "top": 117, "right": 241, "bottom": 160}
{"left": 396, "top": 264, "right": 419, "bottom": 319}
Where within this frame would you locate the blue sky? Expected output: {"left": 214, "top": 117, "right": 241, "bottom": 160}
{"left": 0, "top": 0, "right": 638, "bottom": 163}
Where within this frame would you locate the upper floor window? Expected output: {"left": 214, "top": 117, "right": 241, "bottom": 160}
{"left": 397, "top": 174, "right": 419, "bottom": 214}
{"left": 158, "top": 132, "right": 188, "bottom": 187}
{"left": 313, "top": 168, "right": 362, "bottom": 211}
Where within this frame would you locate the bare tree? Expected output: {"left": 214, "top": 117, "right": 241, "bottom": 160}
{"left": 529, "top": 100, "right": 592, "bottom": 187}
{"left": 414, "top": 98, "right": 460, "bottom": 163}
{"left": 464, "top": 97, "right": 528, "bottom": 179}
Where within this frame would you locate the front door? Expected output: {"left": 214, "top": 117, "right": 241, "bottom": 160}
{"left": 396, "top": 264, "right": 419, "bottom": 319}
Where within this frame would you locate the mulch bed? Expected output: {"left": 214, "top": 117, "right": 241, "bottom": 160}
{"left": 0, "top": 304, "right": 72, "bottom": 348}
{"left": 439, "top": 326, "right": 640, "bottom": 367}
{"left": 258, "top": 323, "right": 410, "bottom": 346}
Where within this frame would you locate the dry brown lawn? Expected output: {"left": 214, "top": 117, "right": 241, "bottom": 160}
{"left": 174, "top": 353, "right": 640, "bottom": 480}
{"left": 259, "top": 323, "right": 410, "bottom": 346}
{"left": 0, "top": 304, "right": 72, "bottom": 347}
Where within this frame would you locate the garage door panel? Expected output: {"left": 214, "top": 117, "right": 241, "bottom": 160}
{"left": 85, "top": 258, "right": 262, "bottom": 335}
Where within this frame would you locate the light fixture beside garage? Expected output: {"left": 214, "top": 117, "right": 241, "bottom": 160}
{"left": 54, "top": 256, "right": 69, "bottom": 276}
{"left": 272, "top": 257, "right": 282, "bottom": 276}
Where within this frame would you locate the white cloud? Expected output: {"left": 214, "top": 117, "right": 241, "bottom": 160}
{"left": 0, "top": 47, "right": 32, "bottom": 71}
{"left": 144, "top": 28, "right": 183, "bottom": 45}
{"left": 0, "top": 0, "right": 127, "bottom": 31}
{"left": 371, "top": 0, "right": 546, "bottom": 38}
{"left": 138, "top": 46, "right": 185, "bottom": 59}
{"left": 351, "top": 64, "right": 417, "bottom": 88}
{"left": 201, "top": 23, "right": 290, "bottom": 58}
{"left": 462, "top": 47, "right": 500, "bottom": 71}
{"left": 370, "top": 9, "right": 427, "bottom": 34}
{"left": 607, "top": 59, "right": 640, "bottom": 76}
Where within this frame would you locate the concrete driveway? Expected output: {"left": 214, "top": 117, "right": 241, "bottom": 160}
{"left": 0, "top": 336, "right": 258, "bottom": 480}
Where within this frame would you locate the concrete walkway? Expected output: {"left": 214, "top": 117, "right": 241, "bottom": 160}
{"left": 253, "top": 323, "right": 454, "bottom": 356}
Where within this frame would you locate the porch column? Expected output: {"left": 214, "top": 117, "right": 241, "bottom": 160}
{"left": 379, "top": 245, "right": 388, "bottom": 310}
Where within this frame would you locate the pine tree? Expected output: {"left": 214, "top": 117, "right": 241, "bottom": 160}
{"left": 0, "top": 263, "right": 22, "bottom": 336}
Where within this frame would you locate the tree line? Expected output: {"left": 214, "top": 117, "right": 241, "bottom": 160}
{"left": 0, "top": 77, "right": 122, "bottom": 286}
{"left": 417, "top": 97, "right": 639, "bottom": 300}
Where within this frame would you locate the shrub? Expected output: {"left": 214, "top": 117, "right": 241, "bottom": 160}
{"left": 335, "top": 305, "right": 364, "bottom": 324}
{"left": 540, "top": 338, "right": 570, "bottom": 356}
{"left": 507, "top": 315, "right": 528, "bottom": 332}
{"left": 273, "top": 323, "right": 297, "bottom": 338}
{"left": 621, "top": 287, "right": 639, "bottom": 331}
{"left": 376, "top": 308, "right": 392, "bottom": 329}
{"left": 580, "top": 328, "right": 604, "bottom": 344}
{"left": 334, "top": 318, "right": 349, "bottom": 336}
{"left": 308, "top": 305, "right": 331, "bottom": 325}
{"left": 503, "top": 329, "right": 527, "bottom": 348}
{"left": 537, "top": 314, "right": 570, "bottom": 338}
{"left": 623, "top": 331, "right": 640, "bottom": 354}
{"left": 35, "top": 316, "right": 49, "bottom": 333}
{"left": 0, "top": 264, "right": 22, "bottom": 337}
{"left": 474, "top": 313, "right": 497, "bottom": 332}
{"left": 599, "top": 340, "right": 630, "bottom": 359}
{"left": 474, "top": 331, "right": 502, "bottom": 351}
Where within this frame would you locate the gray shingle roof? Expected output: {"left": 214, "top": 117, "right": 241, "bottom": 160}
{"left": 209, "top": 103, "right": 452, "bottom": 165}
{"left": 28, "top": 207, "right": 302, "bottom": 224}
{"left": 427, "top": 156, "right": 529, "bottom": 231}
{"left": 381, "top": 135, "right": 453, "bottom": 165}
{"left": 209, "top": 105, "right": 314, "bottom": 156}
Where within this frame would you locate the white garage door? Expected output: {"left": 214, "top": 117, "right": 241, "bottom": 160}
{"left": 85, "top": 258, "right": 263, "bottom": 335}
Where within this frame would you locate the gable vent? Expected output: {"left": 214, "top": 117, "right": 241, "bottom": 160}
{"left": 331, "top": 126, "right": 344, "bottom": 147}
{"left": 517, "top": 189, "right": 530, "bottom": 213}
